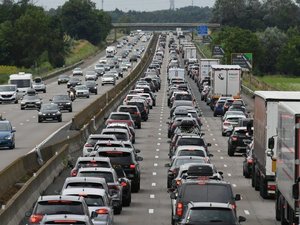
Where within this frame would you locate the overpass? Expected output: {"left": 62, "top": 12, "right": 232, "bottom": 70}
{"left": 111, "top": 22, "right": 221, "bottom": 40}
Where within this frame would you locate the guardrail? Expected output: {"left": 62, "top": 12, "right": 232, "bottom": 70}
{"left": 0, "top": 33, "right": 158, "bottom": 225}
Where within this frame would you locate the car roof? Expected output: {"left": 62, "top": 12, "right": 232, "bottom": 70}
{"left": 96, "top": 147, "right": 133, "bottom": 153}
{"left": 62, "top": 187, "right": 106, "bottom": 196}
{"left": 188, "top": 202, "right": 234, "bottom": 209}
{"left": 102, "top": 128, "right": 129, "bottom": 133}
{"left": 37, "top": 195, "right": 84, "bottom": 202}
{"left": 76, "top": 157, "right": 111, "bottom": 162}
{"left": 176, "top": 145, "right": 206, "bottom": 151}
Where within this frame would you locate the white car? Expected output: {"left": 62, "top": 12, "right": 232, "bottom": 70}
{"left": 75, "top": 85, "right": 90, "bottom": 98}
{"left": 172, "top": 145, "right": 212, "bottom": 162}
{"left": 85, "top": 71, "right": 98, "bottom": 81}
{"left": 138, "top": 93, "right": 153, "bottom": 108}
{"left": 73, "top": 67, "right": 83, "bottom": 76}
{"left": 32, "top": 77, "right": 46, "bottom": 93}
{"left": 101, "top": 74, "right": 116, "bottom": 86}
{"left": 221, "top": 114, "right": 246, "bottom": 136}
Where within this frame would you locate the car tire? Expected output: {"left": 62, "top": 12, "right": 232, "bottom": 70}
{"left": 114, "top": 206, "right": 122, "bottom": 215}
{"left": 123, "top": 194, "right": 131, "bottom": 207}
{"left": 38, "top": 118, "right": 42, "bottom": 123}
{"left": 21, "top": 107, "right": 24, "bottom": 110}
{"left": 69, "top": 108, "right": 73, "bottom": 112}
{"left": 87, "top": 95, "right": 89, "bottom": 98}
{"left": 244, "top": 167, "right": 251, "bottom": 178}
{"left": 227, "top": 146, "right": 234, "bottom": 156}
{"left": 15, "top": 100, "right": 18, "bottom": 104}
{"left": 131, "top": 180, "right": 140, "bottom": 193}
{"left": 9, "top": 143, "right": 15, "bottom": 149}
{"left": 102, "top": 84, "right": 104, "bottom": 86}
{"left": 254, "top": 169, "right": 260, "bottom": 191}
{"left": 259, "top": 176, "right": 268, "bottom": 199}
{"left": 43, "top": 90, "right": 46, "bottom": 93}
{"left": 213, "top": 112, "right": 217, "bottom": 117}
{"left": 138, "top": 123, "right": 141, "bottom": 129}
{"left": 58, "top": 117, "right": 62, "bottom": 122}
{"left": 95, "top": 92, "right": 98, "bottom": 95}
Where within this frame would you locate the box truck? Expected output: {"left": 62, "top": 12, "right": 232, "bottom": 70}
{"left": 183, "top": 46, "right": 197, "bottom": 63}
{"left": 270, "top": 101, "right": 300, "bottom": 224}
{"left": 168, "top": 68, "right": 185, "bottom": 82}
{"left": 199, "top": 59, "right": 220, "bottom": 82}
{"left": 208, "top": 65, "right": 241, "bottom": 109}
{"left": 252, "top": 91, "right": 300, "bottom": 201}
{"left": 106, "top": 46, "right": 117, "bottom": 58}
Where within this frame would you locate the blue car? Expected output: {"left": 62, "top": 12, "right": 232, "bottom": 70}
{"left": 0, "top": 120, "right": 16, "bottom": 149}
{"left": 213, "top": 100, "right": 226, "bottom": 117}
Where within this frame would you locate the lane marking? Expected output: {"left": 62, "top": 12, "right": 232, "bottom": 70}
{"left": 148, "top": 209, "right": 154, "bottom": 214}
{"left": 210, "top": 133, "right": 213, "bottom": 136}
{"left": 159, "top": 128, "right": 162, "bottom": 131}
{"left": 220, "top": 156, "right": 224, "bottom": 159}
{"left": 157, "top": 143, "right": 161, "bottom": 146}
{"left": 158, "top": 133, "right": 161, "bottom": 135}
{"left": 206, "top": 125, "right": 209, "bottom": 128}
{"left": 224, "top": 164, "right": 228, "bottom": 168}
{"left": 160, "top": 124, "right": 162, "bottom": 127}
{"left": 208, "top": 129, "right": 211, "bottom": 131}
{"left": 156, "top": 149, "right": 160, "bottom": 152}
{"left": 212, "top": 138, "right": 216, "bottom": 141}
{"left": 155, "top": 155, "right": 159, "bottom": 159}
{"left": 228, "top": 173, "right": 232, "bottom": 177}
{"left": 244, "top": 210, "right": 250, "bottom": 215}
{"left": 20, "top": 123, "right": 24, "bottom": 125}
{"left": 154, "top": 163, "right": 158, "bottom": 167}
{"left": 158, "top": 137, "right": 161, "bottom": 140}
{"left": 152, "top": 172, "right": 157, "bottom": 176}
{"left": 150, "top": 194, "right": 155, "bottom": 199}
{"left": 232, "top": 184, "right": 237, "bottom": 187}
{"left": 215, "top": 144, "right": 218, "bottom": 147}
{"left": 217, "top": 150, "right": 221, "bottom": 153}
{"left": 152, "top": 182, "right": 156, "bottom": 187}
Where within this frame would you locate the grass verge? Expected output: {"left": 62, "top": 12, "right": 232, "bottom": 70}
{"left": 257, "top": 75, "right": 300, "bottom": 91}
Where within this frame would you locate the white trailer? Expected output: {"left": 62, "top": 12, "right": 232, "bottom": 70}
{"left": 9, "top": 72, "right": 33, "bottom": 94}
{"left": 106, "top": 46, "right": 116, "bottom": 58}
{"left": 199, "top": 59, "right": 220, "bottom": 81}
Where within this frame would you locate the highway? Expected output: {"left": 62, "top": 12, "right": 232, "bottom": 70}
{"left": 20, "top": 34, "right": 279, "bottom": 225}
{"left": 0, "top": 37, "right": 149, "bottom": 171}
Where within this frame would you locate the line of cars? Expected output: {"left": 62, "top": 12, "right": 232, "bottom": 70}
{"left": 165, "top": 34, "right": 247, "bottom": 225}
{"left": 24, "top": 33, "right": 159, "bottom": 225}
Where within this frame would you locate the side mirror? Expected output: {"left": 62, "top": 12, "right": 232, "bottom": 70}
{"left": 268, "top": 137, "right": 275, "bottom": 150}
{"left": 166, "top": 122, "right": 170, "bottom": 124}
{"left": 242, "top": 153, "right": 247, "bottom": 157}
{"left": 238, "top": 216, "right": 246, "bottom": 223}
{"left": 49, "top": 99, "right": 52, "bottom": 101}
{"left": 25, "top": 211, "right": 32, "bottom": 217}
{"left": 207, "top": 143, "right": 211, "bottom": 147}
{"left": 208, "top": 153, "right": 214, "bottom": 157}
{"left": 235, "top": 194, "right": 241, "bottom": 201}
{"left": 165, "top": 163, "right": 171, "bottom": 167}
{"left": 218, "top": 171, "right": 223, "bottom": 176}
{"left": 11, "top": 129, "right": 16, "bottom": 133}
{"left": 135, "top": 149, "right": 141, "bottom": 153}
{"left": 170, "top": 192, "right": 177, "bottom": 199}
{"left": 292, "top": 183, "right": 299, "bottom": 199}
{"left": 136, "top": 156, "right": 143, "bottom": 161}
{"left": 91, "top": 211, "right": 97, "bottom": 219}
{"left": 67, "top": 160, "right": 73, "bottom": 168}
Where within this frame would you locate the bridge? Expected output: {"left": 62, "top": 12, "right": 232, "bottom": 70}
{"left": 110, "top": 22, "right": 221, "bottom": 40}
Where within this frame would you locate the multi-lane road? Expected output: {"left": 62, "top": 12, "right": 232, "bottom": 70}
{"left": 0, "top": 37, "right": 149, "bottom": 171}
{"left": 20, "top": 34, "right": 280, "bottom": 225}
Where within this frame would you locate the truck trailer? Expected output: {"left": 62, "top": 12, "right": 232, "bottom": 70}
{"left": 199, "top": 59, "right": 220, "bottom": 82}
{"left": 252, "top": 91, "right": 300, "bottom": 201}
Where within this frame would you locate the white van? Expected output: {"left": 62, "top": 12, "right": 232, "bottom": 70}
{"left": 9, "top": 72, "right": 33, "bottom": 95}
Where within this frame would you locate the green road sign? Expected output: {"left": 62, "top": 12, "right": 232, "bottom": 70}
{"left": 231, "top": 53, "right": 253, "bottom": 70}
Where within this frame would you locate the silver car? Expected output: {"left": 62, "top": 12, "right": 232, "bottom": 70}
{"left": 75, "top": 85, "right": 90, "bottom": 98}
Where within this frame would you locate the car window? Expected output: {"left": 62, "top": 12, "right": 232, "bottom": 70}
{"left": 119, "top": 107, "right": 138, "bottom": 114}
{"left": 0, "top": 123, "right": 11, "bottom": 131}
{"left": 98, "top": 151, "right": 133, "bottom": 164}
{"left": 188, "top": 207, "right": 235, "bottom": 223}
{"left": 78, "top": 171, "right": 114, "bottom": 183}
{"left": 177, "top": 138, "right": 205, "bottom": 146}
{"left": 178, "top": 150, "right": 205, "bottom": 157}
{"left": 233, "top": 129, "right": 247, "bottom": 136}
{"left": 35, "top": 201, "right": 84, "bottom": 215}
{"left": 66, "top": 182, "right": 104, "bottom": 189}
{"left": 174, "top": 158, "right": 205, "bottom": 167}
{"left": 82, "top": 195, "right": 104, "bottom": 207}
{"left": 77, "top": 161, "right": 110, "bottom": 168}
{"left": 103, "top": 132, "right": 128, "bottom": 141}
{"left": 110, "top": 114, "right": 130, "bottom": 120}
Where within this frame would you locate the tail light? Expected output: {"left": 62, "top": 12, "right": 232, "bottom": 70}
{"left": 121, "top": 181, "right": 127, "bottom": 187}
{"left": 231, "top": 204, "right": 237, "bottom": 210}
{"left": 84, "top": 143, "right": 93, "bottom": 147}
{"left": 96, "top": 208, "right": 109, "bottom": 214}
{"left": 71, "top": 169, "right": 77, "bottom": 177}
{"left": 268, "top": 184, "right": 276, "bottom": 191}
{"left": 224, "top": 122, "right": 230, "bottom": 126}
{"left": 134, "top": 112, "right": 140, "bottom": 115}
{"left": 247, "top": 159, "right": 253, "bottom": 164}
{"left": 176, "top": 179, "right": 181, "bottom": 186}
{"left": 232, "top": 136, "right": 238, "bottom": 141}
{"left": 176, "top": 202, "right": 183, "bottom": 217}
{"left": 130, "top": 164, "right": 136, "bottom": 169}
{"left": 29, "top": 214, "right": 43, "bottom": 223}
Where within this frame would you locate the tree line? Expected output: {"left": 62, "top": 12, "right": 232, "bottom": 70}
{"left": 0, "top": 0, "right": 111, "bottom": 69}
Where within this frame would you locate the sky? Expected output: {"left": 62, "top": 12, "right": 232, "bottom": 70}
{"left": 34, "top": 0, "right": 215, "bottom": 12}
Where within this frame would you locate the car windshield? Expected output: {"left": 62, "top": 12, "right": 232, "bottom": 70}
{"left": 75, "top": 86, "right": 87, "bottom": 90}
{"left": 0, "top": 123, "right": 11, "bottom": 131}
{"left": 23, "top": 95, "right": 39, "bottom": 100}
{"left": 85, "top": 81, "right": 95, "bottom": 86}
{"left": 98, "top": 151, "right": 133, "bottom": 165}
{"left": 103, "top": 74, "right": 114, "bottom": 78}
{"left": 52, "top": 95, "right": 69, "bottom": 101}
{"left": 188, "top": 207, "right": 236, "bottom": 223}
{"left": 41, "top": 104, "right": 58, "bottom": 110}
{"left": 59, "top": 75, "right": 68, "bottom": 78}
{"left": 175, "top": 94, "right": 192, "bottom": 101}
{"left": 35, "top": 201, "right": 84, "bottom": 215}
{"left": 78, "top": 171, "right": 114, "bottom": 183}
{"left": 82, "top": 195, "right": 104, "bottom": 207}
{"left": 119, "top": 107, "right": 138, "bottom": 114}
{"left": 0, "top": 86, "right": 16, "bottom": 91}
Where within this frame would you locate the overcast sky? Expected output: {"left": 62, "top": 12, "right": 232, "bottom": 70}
{"left": 34, "top": 0, "right": 215, "bottom": 11}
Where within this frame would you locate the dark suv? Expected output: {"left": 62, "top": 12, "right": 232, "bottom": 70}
{"left": 127, "top": 99, "right": 148, "bottom": 121}
{"left": 50, "top": 95, "right": 72, "bottom": 112}
{"left": 97, "top": 147, "right": 143, "bottom": 193}
{"left": 170, "top": 180, "right": 241, "bottom": 225}
{"left": 228, "top": 127, "right": 252, "bottom": 156}
{"left": 117, "top": 105, "right": 142, "bottom": 129}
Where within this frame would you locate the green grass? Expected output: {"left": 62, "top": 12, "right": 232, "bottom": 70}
{"left": 194, "top": 41, "right": 212, "bottom": 58}
{"left": 65, "top": 39, "right": 100, "bottom": 66}
{"left": 258, "top": 75, "right": 300, "bottom": 91}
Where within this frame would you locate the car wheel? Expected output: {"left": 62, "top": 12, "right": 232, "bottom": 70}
{"left": 244, "top": 167, "right": 251, "bottom": 178}
{"left": 131, "top": 180, "right": 140, "bottom": 193}
{"left": 58, "top": 116, "right": 62, "bottom": 122}
{"left": 123, "top": 194, "right": 131, "bottom": 207}
{"left": 9, "top": 143, "right": 15, "bottom": 149}
{"left": 43, "top": 90, "right": 46, "bottom": 93}
{"left": 21, "top": 107, "right": 24, "bottom": 110}
{"left": 15, "top": 100, "right": 18, "bottom": 104}
{"left": 114, "top": 205, "right": 122, "bottom": 215}
{"left": 102, "top": 84, "right": 104, "bottom": 86}
{"left": 228, "top": 146, "right": 234, "bottom": 156}
{"left": 69, "top": 108, "right": 73, "bottom": 112}
{"left": 213, "top": 112, "right": 217, "bottom": 117}
{"left": 95, "top": 92, "right": 98, "bottom": 95}
{"left": 87, "top": 95, "right": 89, "bottom": 98}
{"left": 221, "top": 132, "right": 225, "bottom": 136}
{"left": 38, "top": 118, "right": 42, "bottom": 123}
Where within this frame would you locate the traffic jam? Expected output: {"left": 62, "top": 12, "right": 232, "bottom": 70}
{"left": 20, "top": 30, "right": 300, "bottom": 225}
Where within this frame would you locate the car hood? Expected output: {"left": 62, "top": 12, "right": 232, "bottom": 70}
{"left": 53, "top": 100, "right": 71, "bottom": 103}
{"left": 0, "top": 131, "right": 12, "bottom": 137}
{"left": 23, "top": 99, "right": 40, "bottom": 102}
{"left": 0, "top": 91, "right": 15, "bottom": 95}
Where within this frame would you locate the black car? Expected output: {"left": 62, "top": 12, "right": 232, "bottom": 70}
{"left": 85, "top": 81, "right": 98, "bottom": 94}
{"left": 38, "top": 103, "right": 62, "bottom": 123}
{"left": 51, "top": 95, "right": 72, "bottom": 112}
{"left": 129, "top": 54, "right": 138, "bottom": 62}
{"left": 127, "top": 100, "right": 148, "bottom": 121}
{"left": 113, "top": 164, "right": 132, "bottom": 207}
{"left": 57, "top": 74, "right": 70, "bottom": 85}
{"left": 97, "top": 147, "right": 143, "bottom": 193}
{"left": 228, "top": 127, "right": 252, "bottom": 156}
{"left": 67, "top": 77, "right": 81, "bottom": 88}
{"left": 20, "top": 95, "right": 42, "bottom": 110}
{"left": 117, "top": 105, "right": 142, "bottom": 129}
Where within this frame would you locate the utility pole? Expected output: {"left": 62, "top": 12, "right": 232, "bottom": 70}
{"left": 101, "top": 0, "right": 103, "bottom": 10}
{"left": 170, "top": 0, "right": 175, "bottom": 10}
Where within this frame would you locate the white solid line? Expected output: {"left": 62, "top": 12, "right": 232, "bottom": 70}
{"left": 154, "top": 163, "right": 158, "bottom": 167}
{"left": 244, "top": 210, "right": 250, "bottom": 215}
{"left": 153, "top": 172, "right": 157, "bottom": 176}
{"left": 148, "top": 209, "right": 154, "bottom": 214}
{"left": 220, "top": 156, "right": 224, "bottom": 159}
{"left": 224, "top": 164, "right": 228, "bottom": 168}
{"left": 150, "top": 194, "right": 155, "bottom": 199}
{"left": 228, "top": 173, "right": 232, "bottom": 177}
{"left": 155, "top": 155, "right": 159, "bottom": 159}
{"left": 152, "top": 182, "right": 156, "bottom": 186}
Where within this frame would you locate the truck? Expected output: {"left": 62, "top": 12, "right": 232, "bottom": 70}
{"left": 199, "top": 59, "right": 220, "bottom": 82}
{"left": 106, "top": 46, "right": 117, "bottom": 58}
{"left": 168, "top": 68, "right": 185, "bottom": 82}
{"left": 9, "top": 72, "right": 33, "bottom": 95}
{"left": 208, "top": 65, "right": 241, "bottom": 109}
{"left": 252, "top": 91, "right": 300, "bottom": 201}
{"left": 183, "top": 46, "right": 197, "bottom": 64}
{"left": 269, "top": 101, "right": 300, "bottom": 224}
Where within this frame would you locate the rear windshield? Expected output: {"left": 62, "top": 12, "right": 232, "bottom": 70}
{"left": 36, "top": 201, "right": 84, "bottom": 215}
{"left": 83, "top": 195, "right": 104, "bottom": 207}
{"left": 180, "top": 184, "right": 231, "bottom": 203}
{"left": 98, "top": 151, "right": 133, "bottom": 165}
{"left": 77, "top": 161, "right": 110, "bottom": 168}
{"left": 174, "top": 158, "right": 205, "bottom": 167}
{"left": 102, "top": 132, "right": 128, "bottom": 141}
{"left": 95, "top": 143, "right": 123, "bottom": 148}
{"left": 78, "top": 171, "right": 114, "bottom": 183}
{"left": 66, "top": 182, "right": 104, "bottom": 189}
{"left": 175, "top": 94, "right": 192, "bottom": 101}
{"left": 119, "top": 107, "right": 138, "bottom": 113}
{"left": 178, "top": 150, "right": 205, "bottom": 157}
{"left": 188, "top": 208, "right": 235, "bottom": 223}
{"left": 110, "top": 114, "right": 130, "bottom": 120}
{"left": 177, "top": 138, "right": 205, "bottom": 146}
{"left": 233, "top": 129, "right": 247, "bottom": 136}
{"left": 128, "top": 102, "right": 144, "bottom": 110}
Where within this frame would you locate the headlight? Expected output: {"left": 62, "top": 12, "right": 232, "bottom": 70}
{"left": 21, "top": 101, "right": 25, "bottom": 104}
{"left": 36, "top": 101, "right": 41, "bottom": 104}
{"left": 4, "top": 135, "right": 13, "bottom": 140}
{"left": 66, "top": 102, "right": 71, "bottom": 105}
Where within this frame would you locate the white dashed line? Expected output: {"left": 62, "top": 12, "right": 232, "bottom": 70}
{"left": 159, "top": 128, "right": 162, "bottom": 131}
{"left": 227, "top": 173, "right": 232, "bottom": 177}
{"left": 160, "top": 124, "right": 162, "bottom": 127}
{"left": 217, "top": 150, "right": 221, "bottom": 152}
{"left": 212, "top": 138, "right": 216, "bottom": 141}
{"left": 148, "top": 209, "right": 154, "bottom": 214}
{"left": 208, "top": 129, "right": 211, "bottom": 131}
{"left": 214, "top": 144, "right": 218, "bottom": 147}
{"left": 155, "top": 155, "right": 159, "bottom": 159}
{"left": 210, "top": 133, "right": 213, "bottom": 136}
{"left": 232, "top": 184, "right": 237, "bottom": 187}
{"left": 158, "top": 137, "right": 161, "bottom": 140}
{"left": 152, "top": 183, "right": 156, "bottom": 187}
{"left": 32, "top": 116, "right": 36, "bottom": 118}
{"left": 156, "top": 149, "right": 160, "bottom": 152}
{"left": 150, "top": 194, "right": 155, "bottom": 199}
{"left": 220, "top": 156, "right": 224, "bottom": 159}
{"left": 158, "top": 133, "right": 161, "bottom": 135}
{"left": 26, "top": 119, "right": 30, "bottom": 122}
{"left": 157, "top": 143, "right": 161, "bottom": 146}
{"left": 224, "top": 164, "right": 228, "bottom": 168}
{"left": 206, "top": 125, "right": 209, "bottom": 128}
{"left": 154, "top": 163, "right": 158, "bottom": 167}
{"left": 152, "top": 172, "right": 157, "bottom": 176}
{"left": 244, "top": 210, "right": 250, "bottom": 215}
{"left": 20, "top": 123, "right": 24, "bottom": 125}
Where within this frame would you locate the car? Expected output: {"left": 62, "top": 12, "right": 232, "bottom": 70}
{"left": 38, "top": 103, "right": 62, "bottom": 123}
{"left": 73, "top": 67, "right": 83, "bottom": 76}
{"left": 40, "top": 215, "right": 94, "bottom": 225}
{"left": 67, "top": 77, "right": 81, "bottom": 88}
{"left": 76, "top": 167, "right": 123, "bottom": 214}
{"left": 170, "top": 180, "right": 241, "bottom": 225}
{"left": 82, "top": 134, "right": 117, "bottom": 156}
{"left": 57, "top": 74, "right": 70, "bottom": 85}
{"left": 20, "top": 95, "right": 42, "bottom": 110}
{"left": 228, "top": 127, "right": 253, "bottom": 156}
{"left": 101, "top": 74, "right": 116, "bottom": 86}
{"left": 213, "top": 99, "right": 226, "bottom": 117}
{"left": 117, "top": 105, "right": 142, "bottom": 129}
{"left": 26, "top": 195, "right": 90, "bottom": 225}
{"left": 242, "top": 140, "right": 254, "bottom": 178}
{"left": 138, "top": 93, "right": 154, "bottom": 108}
{"left": 221, "top": 114, "right": 246, "bottom": 136}
{"left": 178, "top": 202, "right": 246, "bottom": 225}
{"left": 0, "top": 84, "right": 18, "bottom": 104}
{"left": 106, "top": 70, "right": 119, "bottom": 80}
{"left": 101, "top": 128, "right": 131, "bottom": 142}
{"left": 105, "top": 112, "right": 135, "bottom": 128}
{"left": 0, "top": 120, "right": 16, "bottom": 149}
{"left": 32, "top": 77, "right": 46, "bottom": 93}
{"left": 94, "top": 64, "right": 106, "bottom": 76}
{"left": 85, "top": 81, "right": 98, "bottom": 94}
{"left": 75, "top": 85, "right": 90, "bottom": 98}
{"left": 97, "top": 147, "right": 143, "bottom": 193}
{"left": 61, "top": 188, "right": 113, "bottom": 225}
{"left": 70, "top": 157, "right": 112, "bottom": 177}
{"left": 222, "top": 98, "right": 235, "bottom": 115}
{"left": 85, "top": 70, "right": 98, "bottom": 81}
{"left": 50, "top": 94, "right": 72, "bottom": 112}
{"left": 172, "top": 145, "right": 212, "bottom": 161}
{"left": 106, "top": 123, "right": 135, "bottom": 144}
{"left": 165, "top": 156, "right": 207, "bottom": 189}
{"left": 127, "top": 99, "right": 149, "bottom": 121}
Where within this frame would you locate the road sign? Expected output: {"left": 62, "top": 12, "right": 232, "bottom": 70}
{"left": 212, "top": 45, "right": 225, "bottom": 58}
{"left": 231, "top": 53, "right": 253, "bottom": 70}
{"left": 197, "top": 25, "right": 208, "bottom": 36}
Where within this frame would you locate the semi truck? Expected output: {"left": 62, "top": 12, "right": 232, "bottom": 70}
{"left": 182, "top": 46, "right": 197, "bottom": 64}
{"left": 106, "top": 46, "right": 117, "bottom": 58}
{"left": 252, "top": 91, "right": 300, "bottom": 201}
{"left": 199, "top": 59, "right": 220, "bottom": 82}
{"left": 208, "top": 65, "right": 241, "bottom": 109}
{"left": 270, "top": 101, "right": 300, "bottom": 224}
